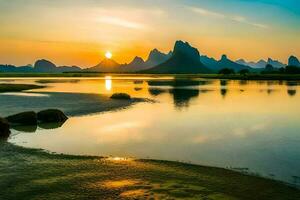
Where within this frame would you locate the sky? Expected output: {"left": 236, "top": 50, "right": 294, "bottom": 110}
{"left": 0, "top": 0, "right": 299, "bottom": 67}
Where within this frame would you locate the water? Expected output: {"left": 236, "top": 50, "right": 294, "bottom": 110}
{"left": 2, "top": 76, "right": 300, "bottom": 185}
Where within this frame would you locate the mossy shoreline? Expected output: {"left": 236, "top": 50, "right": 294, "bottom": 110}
{"left": 0, "top": 141, "right": 299, "bottom": 200}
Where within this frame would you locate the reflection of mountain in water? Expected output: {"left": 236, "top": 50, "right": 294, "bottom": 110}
{"left": 148, "top": 79, "right": 204, "bottom": 109}
{"left": 170, "top": 89, "right": 199, "bottom": 109}
{"left": 286, "top": 82, "right": 298, "bottom": 97}
{"left": 220, "top": 80, "right": 228, "bottom": 98}
{"left": 287, "top": 89, "right": 297, "bottom": 96}
{"left": 148, "top": 88, "right": 167, "bottom": 96}
{"left": 148, "top": 79, "right": 210, "bottom": 87}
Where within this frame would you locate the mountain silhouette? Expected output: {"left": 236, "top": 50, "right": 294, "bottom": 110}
{"left": 33, "top": 59, "right": 81, "bottom": 72}
{"left": 143, "top": 41, "right": 210, "bottom": 73}
{"left": 86, "top": 58, "right": 121, "bottom": 72}
{"left": 0, "top": 60, "right": 80, "bottom": 73}
{"left": 56, "top": 65, "right": 81, "bottom": 72}
{"left": 0, "top": 64, "right": 34, "bottom": 73}
{"left": 121, "top": 56, "right": 147, "bottom": 72}
{"left": 288, "top": 55, "right": 300, "bottom": 66}
{"left": 200, "top": 55, "right": 219, "bottom": 69}
{"left": 236, "top": 59, "right": 266, "bottom": 68}
{"left": 145, "top": 49, "right": 172, "bottom": 67}
{"left": 202, "top": 55, "right": 251, "bottom": 72}
{"left": 34, "top": 59, "right": 57, "bottom": 72}
{"left": 236, "top": 58, "right": 285, "bottom": 68}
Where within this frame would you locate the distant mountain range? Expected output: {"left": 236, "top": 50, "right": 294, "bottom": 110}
{"left": 201, "top": 55, "right": 251, "bottom": 72}
{"left": 0, "top": 59, "right": 81, "bottom": 73}
{"left": 1, "top": 40, "right": 299, "bottom": 74}
{"left": 85, "top": 48, "right": 172, "bottom": 72}
{"left": 236, "top": 58, "right": 286, "bottom": 69}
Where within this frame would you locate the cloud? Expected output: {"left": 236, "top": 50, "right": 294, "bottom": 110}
{"left": 187, "top": 6, "right": 269, "bottom": 29}
{"left": 98, "top": 16, "right": 144, "bottom": 29}
{"left": 187, "top": 6, "right": 225, "bottom": 19}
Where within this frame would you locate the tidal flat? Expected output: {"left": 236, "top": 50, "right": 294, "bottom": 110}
{"left": 1, "top": 141, "right": 299, "bottom": 200}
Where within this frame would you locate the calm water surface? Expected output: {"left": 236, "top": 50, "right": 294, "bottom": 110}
{"left": 2, "top": 77, "right": 300, "bottom": 185}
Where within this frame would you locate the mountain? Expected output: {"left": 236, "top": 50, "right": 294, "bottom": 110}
{"left": 288, "top": 55, "right": 300, "bottom": 66}
{"left": 200, "top": 56, "right": 219, "bottom": 69}
{"left": 143, "top": 41, "right": 210, "bottom": 73}
{"left": 34, "top": 59, "right": 57, "bottom": 72}
{"left": 236, "top": 59, "right": 265, "bottom": 68}
{"left": 0, "top": 64, "right": 34, "bottom": 73}
{"left": 86, "top": 58, "right": 121, "bottom": 72}
{"left": 236, "top": 58, "right": 285, "bottom": 68}
{"left": 203, "top": 55, "right": 251, "bottom": 72}
{"left": 57, "top": 66, "right": 81, "bottom": 72}
{"left": 218, "top": 55, "right": 251, "bottom": 71}
{"left": 145, "top": 49, "right": 172, "bottom": 67}
{"left": 267, "top": 58, "right": 285, "bottom": 68}
{"left": 33, "top": 59, "right": 81, "bottom": 73}
{"left": 120, "top": 56, "right": 147, "bottom": 72}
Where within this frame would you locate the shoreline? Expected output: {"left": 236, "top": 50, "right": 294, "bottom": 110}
{"left": 0, "top": 73, "right": 300, "bottom": 80}
{"left": 1, "top": 141, "right": 299, "bottom": 199}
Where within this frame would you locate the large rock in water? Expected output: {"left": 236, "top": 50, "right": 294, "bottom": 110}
{"left": 37, "top": 109, "right": 68, "bottom": 123}
{"left": 6, "top": 111, "right": 37, "bottom": 125}
{"left": 110, "top": 93, "right": 131, "bottom": 100}
{"left": 288, "top": 56, "right": 300, "bottom": 67}
{"left": 34, "top": 59, "right": 57, "bottom": 72}
{"left": 144, "top": 40, "right": 210, "bottom": 73}
{"left": 0, "top": 117, "right": 10, "bottom": 137}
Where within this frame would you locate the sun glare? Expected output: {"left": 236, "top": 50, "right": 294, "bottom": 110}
{"left": 105, "top": 51, "right": 112, "bottom": 59}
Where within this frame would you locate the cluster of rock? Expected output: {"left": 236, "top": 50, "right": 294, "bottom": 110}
{"left": 0, "top": 109, "right": 68, "bottom": 138}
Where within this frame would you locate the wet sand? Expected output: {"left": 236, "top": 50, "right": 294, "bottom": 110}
{"left": 0, "top": 141, "right": 299, "bottom": 200}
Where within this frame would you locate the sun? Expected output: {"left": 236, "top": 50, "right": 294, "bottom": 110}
{"left": 105, "top": 51, "right": 112, "bottom": 59}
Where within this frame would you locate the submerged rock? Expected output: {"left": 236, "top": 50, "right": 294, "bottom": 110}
{"left": 6, "top": 111, "right": 37, "bottom": 125}
{"left": 110, "top": 93, "right": 131, "bottom": 100}
{"left": 0, "top": 117, "right": 10, "bottom": 137}
{"left": 37, "top": 109, "right": 68, "bottom": 123}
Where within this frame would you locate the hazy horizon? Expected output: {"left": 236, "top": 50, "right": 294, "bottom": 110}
{"left": 0, "top": 0, "right": 299, "bottom": 67}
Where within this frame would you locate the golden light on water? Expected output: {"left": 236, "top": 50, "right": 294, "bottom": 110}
{"left": 105, "top": 76, "right": 112, "bottom": 91}
{"left": 105, "top": 51, "right": 112, "bottom": 59}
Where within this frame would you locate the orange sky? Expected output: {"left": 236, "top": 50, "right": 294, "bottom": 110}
{"left": 0, "top": 0, "right": 299, "bottom": 67}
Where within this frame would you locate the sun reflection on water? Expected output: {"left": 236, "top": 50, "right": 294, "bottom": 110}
{"left": 106, "top": 157, "right": 133, "bottom": 162}
{"left": 105, "top": 76, "right": 112, "bottom": 91}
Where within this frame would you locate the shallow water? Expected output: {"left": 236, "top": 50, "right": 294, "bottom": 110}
{"left": 2, "top": 76, "right": 300, "bottom": 185}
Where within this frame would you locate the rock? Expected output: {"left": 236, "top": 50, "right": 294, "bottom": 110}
{"left": 110, "top": 93, "right": 131, "bottom": 100}
{"left": 6, "top": 111, "right": 37, "bottom": 125}
{"left": 37, "top": 109, "right": 68, "bottom": 123}
{"left": 0, "top": 117, "right": 10, "bottom": 137}
{"left": 288, "top": 56, "right": 300, "bottom": 67}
